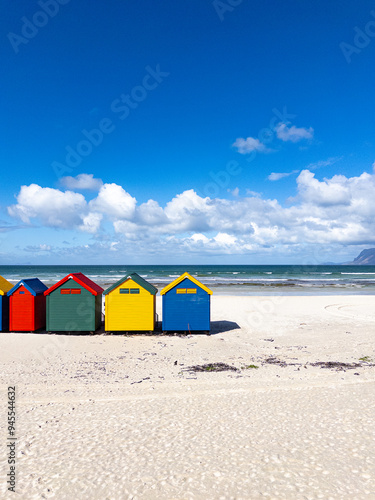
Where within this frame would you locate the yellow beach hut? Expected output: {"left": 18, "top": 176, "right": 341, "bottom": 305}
{"left": 103, "top": 273, "right": 158, "bottom": 332}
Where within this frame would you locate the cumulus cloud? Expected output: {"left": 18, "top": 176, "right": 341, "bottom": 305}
{"left": 89, "top": 183, "right": 137, "bottom": 220}
{"left": 276, "top": 123, "right": 314, "bottom": 142}
{"left": 164, "top": 190, "right": 212, "bottom": 232}
{"left": 7, "top": 167, "right": 375, "bottom": 258}
{"left": 59, "top": 173, "right": 103, "bottom": 191}
{"left": 78, "top": 212, "right": 103, "bottom": 234}
{"left": 8, "top": 184, "right": 87, "bottom": 228}
{"left": 296, "top": 170, "right": 351, "bottom": 206}
{"left": 232, "top": 137, "right": 268, "bottom": 154}
{"left": 137, "top": 200, "right": 168, "bottom": 225}
{"left": 190, "top": 233, "right": 210, "bottom": 244}
{"left": 214, "top": 232, "right": 237, "bottom": 246}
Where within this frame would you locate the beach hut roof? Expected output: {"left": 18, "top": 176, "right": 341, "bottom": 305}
{"left": 0, "top": 275, "right": 13, "bottom": 295}
{"left": 103, "top": 273, "right": 158, "bottom": 296}
{"left": 8, "top": 278, "right": 48, "bottom": 296}
{"left": 160, "top": 272, "right": 212, "bottom": 296}
{"left": 44, "top": 272, "right": 104, "bottom": 296}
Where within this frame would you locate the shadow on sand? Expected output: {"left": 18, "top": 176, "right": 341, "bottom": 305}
{"left": 209, "top": 320, "right": 241, "bottom": 335}
{"left": 31, "top": 320, "right": 240, "bottom": 336}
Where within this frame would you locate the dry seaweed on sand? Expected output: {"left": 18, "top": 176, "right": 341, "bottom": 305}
{"left": 184, "top": 362, "right": 239, "bottom": 372}
{"left": 264, "top": 357, "right": 288, "bottom": 367}
{"left": 310, "top": 361, "right": 362, "bottom": 370}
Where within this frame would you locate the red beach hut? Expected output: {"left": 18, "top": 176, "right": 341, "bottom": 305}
{"left": 0, "top": 276, "right": 13, "bottom": 332}
{"left": 8, "top": 278, "right": 48, "bottom": 332}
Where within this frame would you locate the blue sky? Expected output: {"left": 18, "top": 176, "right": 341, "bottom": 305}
{"left": 2, "top": 0, "right": 375, "bottom": 264}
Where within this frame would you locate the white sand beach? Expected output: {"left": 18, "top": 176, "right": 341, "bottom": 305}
{"left": 1, "top": 295, "right": 374, "bottom": 499}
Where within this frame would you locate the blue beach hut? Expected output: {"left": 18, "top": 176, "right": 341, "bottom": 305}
{"left": 160, "top": 272, "right": 212, "bottom": 332}
{"left": 0, "top": 276, "right": 13, "bottom": 331}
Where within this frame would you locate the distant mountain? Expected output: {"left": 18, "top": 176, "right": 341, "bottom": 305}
{"left": 346, "top": 248, "right": 375, "bottom": 265}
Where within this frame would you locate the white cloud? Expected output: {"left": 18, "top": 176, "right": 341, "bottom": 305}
{"left": 246, "top": 189, "right": 261, "bottom": 197}
{"left": 296, "top": 170, "right": 351, "bottom": 206}
{"left": 214, "top": 232, "right": 237, "bottom": 246}
{"left": 24, "top": 244, "right": 51, "bottom": 253}
{"left": 233, "top": 122, "right": 313, "bottom": 156}
{"left": 269, "top": 157, "right": 342, "bottom": 182}
{"left": 110, "top": 241, "right": 119, "bottom": 252}
{"left": 137, "top": 199, "right": 168, "bottom": 225}
{"left": 164, "top": 189, "right": 212, "bottom": 232}
{"left": 228, "top": 187, "right": 239, "bottom": 196}
{"left": 268, "top": 170, "right": 299, "bottom": 181}
{"left": 276, "top": 123, "right": 314, "bottom": 142}
{"left": 78, "top": 212, "right": 103, "bottom": 234}
{"left": 89, "top": 183, "right": 137, "bottom": 220}
{"left": 232, "top": 137, "right": 268, "bottom": 154}
{"left": 8, "top": 166, "right": 375, "bottom": 259}
{"left": 190, "top": 233, "right": 210, "bottom": 244}
{"left": 113, "top": 220, "right": 141, "bottom": 240}
{"left": 305, "top": 157, "right": 341, "bottom": 171}
{"left": 8, "top": 184, "right": 87, "bottom": 228}
{"left": 59, "top": 173, "right": 103, "bottom": 191}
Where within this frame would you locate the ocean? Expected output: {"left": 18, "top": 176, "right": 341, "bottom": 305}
{"left": 1, "top": 264, "right": 375, "bottom": 295}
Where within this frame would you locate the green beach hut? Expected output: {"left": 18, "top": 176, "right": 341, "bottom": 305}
{"left": 44, "top": 273, "right": 104, "bottom": 332}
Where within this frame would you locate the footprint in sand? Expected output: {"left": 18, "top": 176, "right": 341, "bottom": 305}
{"left": 324, "top": 303, "right": 375, "bottom": 322}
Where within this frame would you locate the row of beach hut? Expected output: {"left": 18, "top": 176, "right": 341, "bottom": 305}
{"left": 0, "top": 272, "right": 212, "bottom": 333}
